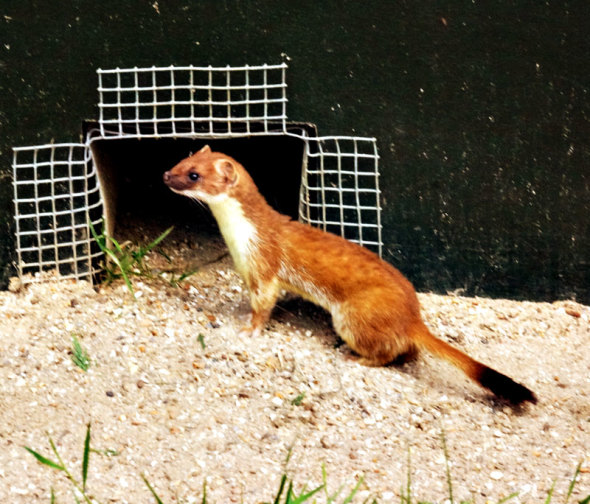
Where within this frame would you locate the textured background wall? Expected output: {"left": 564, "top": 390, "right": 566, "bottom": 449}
{"left": 1, "top": 1, "right": 588, "bottom": 302}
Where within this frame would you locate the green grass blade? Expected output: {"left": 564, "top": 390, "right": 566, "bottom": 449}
{"left": 105, "top": 233, "right": 125, "bottom": 255}
{"left": 284, "top": 446, "right": 294, "bottom": 467}
{"left": 285, "top": 480, "right": 295, "bottom": 503}
{"left": 323, "top": 463, "right": 345, "bottom": 503}
{"left": 497, "top": 492, "right": 519, "bottom": 503}
{"left": 50, "top": 487, "right": 56, "bottom": 503}
{"left": 142, "top": 474, "right": 165, "bottom": 504}
{"left": 440, "top": 428, "right": 454, "bottom": 504}
{"left": 143, "top": 226, "right": 174, "bottom": 255}
{"left": 178, "top": 270, "right": 197, "bottom": 282}
{"left": 402, "top": 446, "right": 412, "bottom": 504}
{"left": 201, "top": 480, "right": 207, "bottom": 504}
{"left": 579, "top": 496, "right": 590, "bottom": 504}
{"left": 88, "top": 219, "right": 106, "bottom": 250}
{"left": 342, "top": 476, "right": 364, "bottom": 504}
{"left": 544, "top": 480, "right": 556, "bottom": 503}
{"left": 564, "top": 461, "right": 582, "bottom": 504}
{"left": 89, "top": 218, "right": 125, "bottom": 264}
{"left": 103, "top": 247, "right": 135, "bottom": 296}
{"left": 89, "top": 218, "right": 135, "bottom": 295}
{"left": 158, "top": 249, "right": 172, "bottom": 263}
{"left": 273, "top": 474, "right": 288, "bottom": 504}
{"left": 24, "top": 446, "right": 65, "bottom": 471}
{"left": 82, "top": 424, "right": 91, "bottom": 492}
{"left": 290, "top": 483, "right": 325, "bottom": 504}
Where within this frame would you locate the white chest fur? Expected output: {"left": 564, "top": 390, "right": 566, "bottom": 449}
{"left": 207, "top": 194, "right": 257, "bottom": 276}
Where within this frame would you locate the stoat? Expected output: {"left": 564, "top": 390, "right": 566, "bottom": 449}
{"left": 163, "top": 145, "right": 537, "bottom": 405}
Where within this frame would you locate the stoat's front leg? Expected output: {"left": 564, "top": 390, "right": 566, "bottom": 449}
{"left": 238, "top": 277, "right": 281, "bottom": 338}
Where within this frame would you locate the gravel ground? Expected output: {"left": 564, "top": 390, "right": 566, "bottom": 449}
{"left": 1, "top": 235, "right": 589, "bottom": 503}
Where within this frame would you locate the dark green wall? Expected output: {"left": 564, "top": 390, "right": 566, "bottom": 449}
{"left": 1, "top": 1, "right": 588, "bottom": 302}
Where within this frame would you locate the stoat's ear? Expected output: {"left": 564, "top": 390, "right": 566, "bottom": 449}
{"left": 199, "top": 144, "right": 211, "bottom": 154}
{"left": 214, "top": 159, "right": 238, "bottom": 186}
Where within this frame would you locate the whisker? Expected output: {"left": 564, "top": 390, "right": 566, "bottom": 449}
{"left": 188, "top": 196, "right": 207, "bottom": 210}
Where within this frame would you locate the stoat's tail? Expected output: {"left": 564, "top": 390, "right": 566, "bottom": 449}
{"left": 411, "top": 321, "right": 537, "bottom": 405}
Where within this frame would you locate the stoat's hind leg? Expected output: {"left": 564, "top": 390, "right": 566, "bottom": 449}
{"left": 332, "top": 298, "right": 416, "bottom": 367}
{"left": 355, "top": 348, "right": 417, "bottom": 367}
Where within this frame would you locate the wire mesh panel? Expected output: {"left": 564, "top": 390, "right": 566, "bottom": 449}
{"left": 12, "top": 144, "right": 104, "bottom": 282}
{"left": 96, "top": 63, "right": 288, "bottom": 138}
{"left": 299, "top": 136, "right": 382, "bottom": 256}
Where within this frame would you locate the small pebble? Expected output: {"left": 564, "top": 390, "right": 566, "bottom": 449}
{"left": 490, "top": 470, "right": 503, "bottom": 480}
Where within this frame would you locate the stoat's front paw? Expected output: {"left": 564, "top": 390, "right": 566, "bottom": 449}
{"left": 238, "top": 325, "right": 261, "bottom": 338}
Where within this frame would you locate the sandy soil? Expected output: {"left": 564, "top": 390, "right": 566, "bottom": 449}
{"left": 1, "top": 235, "right": 589, "bottom": 503}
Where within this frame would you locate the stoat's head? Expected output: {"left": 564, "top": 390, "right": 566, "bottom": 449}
{"left": 163, "top": 145, "right": 240, "bottom": 204}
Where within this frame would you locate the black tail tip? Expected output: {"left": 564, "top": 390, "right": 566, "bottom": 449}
{"left": 479, "top": 367, "right": 538, "bottom": 405}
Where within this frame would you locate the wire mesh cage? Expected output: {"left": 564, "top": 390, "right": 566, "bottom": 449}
{"left": 96, "top": 64, "right": 288, "bottom": 138}
{"left": 12, "top": 144, "right": 104, "bottom": 282}
{"left": 12, "top": 62, "right": 383, "bottom": 284}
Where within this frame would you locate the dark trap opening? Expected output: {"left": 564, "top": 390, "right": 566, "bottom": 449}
{"left": 88, "top": 123, "right": 317, "bottom": 274}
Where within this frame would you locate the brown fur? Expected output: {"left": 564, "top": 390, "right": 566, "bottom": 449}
{"left": 163, "top": 146, "right": 537, "bottom": 405}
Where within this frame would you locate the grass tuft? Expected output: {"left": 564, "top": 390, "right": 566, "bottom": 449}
{"left": 24, "top": 425, "right": 589, "bottom": 503}
{"left": 89, "top": 219, "right": 174, "bottom": 298}
{"left": 71, "top": 335, "right": 91, "bottom": 372}
{"left": 290, "top": 392, "right": 306, "bottom": 406}
{"left": 25, "top": 423, "right": 98, "bottom": 504}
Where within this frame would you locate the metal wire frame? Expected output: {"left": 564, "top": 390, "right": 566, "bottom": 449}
{"left": 12, "top": 143, "right": 103, "bottom": 282}
{"left": 298, "top": 134, "right": 382, "bottom": 256}
{"left": 96, "top": 63, "right": 288, "bottom": 138}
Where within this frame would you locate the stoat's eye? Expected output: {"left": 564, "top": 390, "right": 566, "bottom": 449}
{"left": 189, "top": 172, "right": 200, "bottom": 181}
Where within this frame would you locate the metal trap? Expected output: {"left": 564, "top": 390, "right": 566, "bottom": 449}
{"left": 12, "top": 62, "right": 382, "bottom": 284}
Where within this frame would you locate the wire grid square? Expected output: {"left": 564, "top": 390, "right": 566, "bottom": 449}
{"left": 96, "top": 64, "right": 288, "bottom": 137}
{"left": 299, "top": 136, "right": 382, "bottom": 255}
{"left": 12, "top": 144, "right": 104, "bottom": 282}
